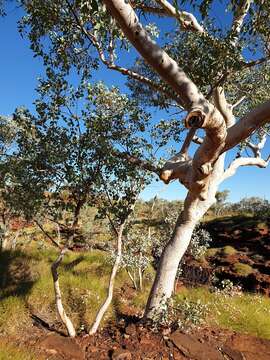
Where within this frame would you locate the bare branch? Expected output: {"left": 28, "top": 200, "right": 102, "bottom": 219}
{"left": 179, "top": 128, "right": 197, "bottom": 155}
{"left": 213, "top": 87, "right": 235, "bottom": 127}
{"left": 222, "top": 156, "right": 269, "bottom": 182}
{"left": 224, "top": 99, "right": 270, "bottom": 152}
{"left": 242, "top": 57, "right": 269, "bottom": 68}
{"left": 159, "top": 153, "right": 192, "bottom": 186}
{"left": 246, "top": 133, "right": 267, "bottom": 158}
{"left": 231, "top": 96, "right": 246, "bottom": 110}
{"left": 34, "top": 220, "right": 62, "bottom": 249}
{"left": 155, "top": 0, "right": 204, "bottom": 33}
{"left": 104, "top": 0, "right": 228, "bottom": 201}
{"left": 159, "top": 128, "right": 196, "bottom": 186}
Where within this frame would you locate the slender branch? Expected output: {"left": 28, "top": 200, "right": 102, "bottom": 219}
{"left": 111, "top": 149, "right": 160, "bottom": 175}
{"left": 222, "top": 155, "right": 270, "bottom": 182}
{"left": 34, "top": 220, "right": 62, "bottom": 249}
{"left": 155, "top": 0, "right": 204, "bottom": 33}
{"left": 213, "top": 87, "right": 235, "bottom": 127}
{"left": 179, "top": 128, "right": 197, "bottom": 155}
{"left": 242, "top": 57, "right": 269, "bottom": 68}
{"left": 246, "top": 133, "right": 267, "bottom": 158}
{"left": 231, "top": 96, "right": 246, "bottom": 110}
{"left": 224, "top": 99, "right": 270, "bottom": 152}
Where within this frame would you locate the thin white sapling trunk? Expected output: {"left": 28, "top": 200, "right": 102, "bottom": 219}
{"left": 51, "top": 247, "right": 76, "bottom": 337}
{"left": 89, "top": 223, "right": 124, "bottom": 335}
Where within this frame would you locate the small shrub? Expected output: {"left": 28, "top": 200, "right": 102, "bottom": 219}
{"left": 233, "top": 262, "right": 254, "bottom": 276}
{"left": 150, "top": 296, "right": 208, "bottom": 332}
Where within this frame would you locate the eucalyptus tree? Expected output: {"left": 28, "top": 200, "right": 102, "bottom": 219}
{"left": 11, "top": 0, "right": 270, "bottom": 318}
{"left": 3, "top": 79, "right": 151, "bottom": 335}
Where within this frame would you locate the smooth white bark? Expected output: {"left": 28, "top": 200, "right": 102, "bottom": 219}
{"left": 89, "top": 223, "right": 124, "bottom": 335}
{"left": 51, "top": 248, "right": 76, "bottom": 338}
{"left": 145, "top": 155, "right": 224, "bottom": 318}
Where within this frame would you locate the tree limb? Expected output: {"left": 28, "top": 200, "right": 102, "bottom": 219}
{"left": 230, "top": 0, "right": 253, "bottom": 45}
{"left": 222, "top": 155, "right": 270, "bottom": 182}
{"left": 154, "top": 0, "right": 204, "bottom": 33}
{"left": 246, "top": 133, "right": 267, "bottom": 158}
{"left": 213, "top": 87, "right": 235, "bottom": 127}
{"left": 224, "top": 100, "right": 270, "bottom": 151}
{"left": 104, "top": 0, "right": 227, "bottom": 200}
{"left": 65, "top": 0, "right": 179, "bottom": 102}
{"left": 103, "top": 0, "right": 206, "bottom": 111}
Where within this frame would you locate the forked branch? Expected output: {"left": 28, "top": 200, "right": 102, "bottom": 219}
{"left": 155, "top": 0, "right": 204, "bottom": 33}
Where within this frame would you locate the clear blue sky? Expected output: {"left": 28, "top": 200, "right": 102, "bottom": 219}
{"left": 0, "top": 4, "right": 269, "bottom": 203}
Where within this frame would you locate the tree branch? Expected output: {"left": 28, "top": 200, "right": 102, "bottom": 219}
{"left": 103, "top": 0, "right": 206, "bottom": 111}
{"left": 65, "top": 0, "right": 179, "bottom": 102}
{"left": 230, "top": 0, "right": 253, "bottom": 45}
{"left": 246, "top": 133, "right": 267, "bottom": 158}
{"left": 231, "top": 96, "right": 246, "bottom": 110}
{"left": 213, "top": 87, "right": 235, "bottom": 127}
{"left": 222, "top": 155, "right": 270, "bottom": 182}
{"left": 154, "top": 0, "right": 204, "bottom": 33}
{"left": 104, "top": 0, "right": 227, "bottom": 200}
{"left": 111, "top": 149, "right": 160, "bottom": 175}
{"left": 224, "top": 100, "right": 270, "bottom": 151}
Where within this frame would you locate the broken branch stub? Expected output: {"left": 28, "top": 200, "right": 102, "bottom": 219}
{"left": 185, "top": 109, "right": 206, "bottom": 128}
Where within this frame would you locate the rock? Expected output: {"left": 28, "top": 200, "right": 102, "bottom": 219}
{"left": 112, "top": 348, "right": 132, "bottom": 360}
{"left": 39, "top": 333, "right": 84, "bottom": 360}
{"left": 226, "top": 334, "right": 270, "bottom": 360}
{"left": 221, "top": 345, "right": 245, "bottom": 360}
{"left": 170, "top": 331, "right": 223, "bottom": 360}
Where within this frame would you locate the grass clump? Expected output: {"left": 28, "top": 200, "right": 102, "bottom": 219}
{"left": 175, "top": 287, "right": 270, "bottom": 339}
{"left": 0, "top": 297, "right": 29, "bottom": 336}
{"left": 206, "top": 248, "right": 219, "bottom": 257}
{"left": 222, "top": 246, "right": 237, "bottom": 256}
{"left": 233, "top": 262, "right": 254, "bottom": 276}
{"left": 0, "top": 340, "right": 38, "bottom": 360}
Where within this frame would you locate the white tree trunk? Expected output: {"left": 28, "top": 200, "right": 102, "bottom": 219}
{"left": 145, "top": 156, "right": 224, "bottom": 318}
{"left": 89, "top": 223, "right": 124, "bottom": 335}
{"left": 51, "top": 248, "right": 76, "bottom": 337}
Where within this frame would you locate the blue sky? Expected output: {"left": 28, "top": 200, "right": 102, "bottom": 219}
{"left": 0, "top": 3, "right": 269, "bottom": 203}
